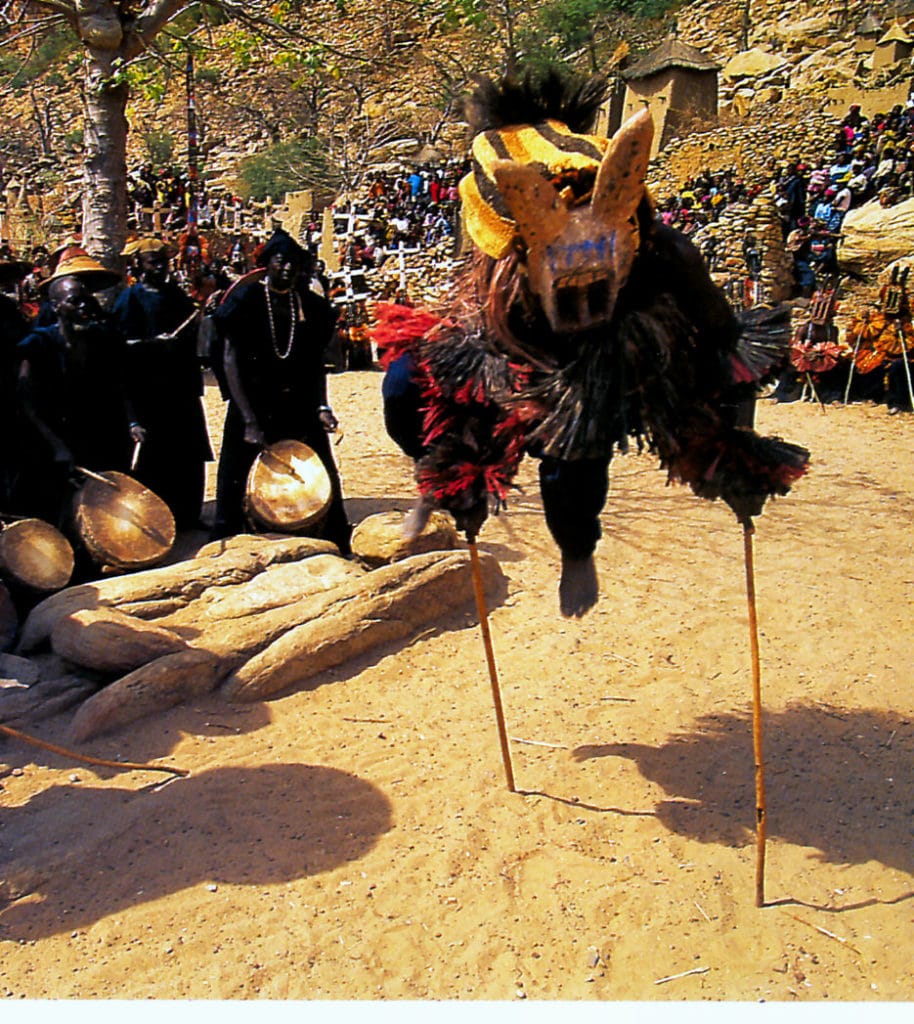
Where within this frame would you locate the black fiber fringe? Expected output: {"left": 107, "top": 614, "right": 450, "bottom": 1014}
{"left": 735, "top": 304, "right": 792, "bottom": 382}
{"left": 680, "top": 430, "right": 811, "bottom": 526}
{"left": 419, "top": 326, "right": 515, "bottom": 403}
{"left": 462, "top": 68, "right": 609, "bottom": 136}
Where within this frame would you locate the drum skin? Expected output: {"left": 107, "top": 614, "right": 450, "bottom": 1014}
{"left": 0, "top": 518, "right": 75, "bottom": 591}
{"left": 245, "top": 439, "right": 332, "bottom": 532}
{"left": 74, "top": 471, "right": 175, "bottom": 570}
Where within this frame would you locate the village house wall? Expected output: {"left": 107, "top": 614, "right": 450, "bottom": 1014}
{"left": 622, "top": 70, "right": 718, "bottom": 157}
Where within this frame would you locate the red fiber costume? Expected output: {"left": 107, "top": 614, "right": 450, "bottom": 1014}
{"left": 376, "top": 71, "right": 809, "bottom": 614}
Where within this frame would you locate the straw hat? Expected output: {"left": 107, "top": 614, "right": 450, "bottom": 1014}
{"left": 39, "top": 246, "right": 121, "bottom": 292}
{"left": 121, "top": 237, "right": 168, "bottom": 257}
{"left": 46, "top": 234, "right": 83, "bottom": 273}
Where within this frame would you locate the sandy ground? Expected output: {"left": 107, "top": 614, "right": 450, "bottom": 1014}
{"left": 1, "top": 371, "right": 913, "bottom": 1001}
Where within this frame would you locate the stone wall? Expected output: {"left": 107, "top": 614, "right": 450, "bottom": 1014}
{"left": 646, "top": 112, "right": 838, "bottom": 197}
{"left": 692, "top": 197, "right": 794, "bottom": 306}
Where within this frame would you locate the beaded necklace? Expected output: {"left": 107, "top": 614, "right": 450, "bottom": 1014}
{"left": 263, "top": 278, "right": 298, "bottom": 359}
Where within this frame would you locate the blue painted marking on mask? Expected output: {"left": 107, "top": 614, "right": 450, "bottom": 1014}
{"left": 545, "top": 233, "right": 616, "bottom": 273}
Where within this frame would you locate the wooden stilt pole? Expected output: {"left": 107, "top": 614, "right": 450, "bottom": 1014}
{"left": 843, "top": 324, "right": 865, "bottom": 405}
{"left": 468, "top": 540, "right": 516, "bottom": 792}
{"left": 805, "top": 372, "right": 826, "bottom": 413}
{"left": 742, "top": 524, "right": 767, "bottom": 907}
{"left": 896, "top": 324, "right": 914, "bottom": 412}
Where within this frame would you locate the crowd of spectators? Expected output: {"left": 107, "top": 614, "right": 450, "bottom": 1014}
{"left": 651, "top": 100, "right": 914, "bottom": 300}
{"left": 324, "top": 161, "right": 468, "bottom": 264}
{"left": 127, "top": 162, "right": 272, "bottom": 236}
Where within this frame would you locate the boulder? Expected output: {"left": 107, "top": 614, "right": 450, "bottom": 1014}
{"left": 838, "top": 197, "right": 914, "bottom": 276}
{"left": 722, "top": 49, "right": 788, "bottom": 81}
{"left": 17, "top": 535, "right": 337, "bottom": 652}
{"left": 52, "top": 607, "right": 187, "bottom": 674}
{"left": 1, "top": 674, "right": 97, "bottom": 726}
{"left": 756, "top": 87, "right": 783, "bottom": 105}
{"left": 223, "top": 548, "right": 504, "bottom": 702}
{"left": 69, "top": 649, "right": 225, "bottom": 742}
{"left": 351, "top": 510, "right": 460, "bottom": 567}
{"left": 0, "top": 653, "right": 40, "bottom": 686}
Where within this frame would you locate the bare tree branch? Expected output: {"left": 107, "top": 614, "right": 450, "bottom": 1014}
{"left": 0, "top": 11, "right": 64, "bottom": 47}
{"left": 1, "top": 1, "right": 77, "bottom": 26}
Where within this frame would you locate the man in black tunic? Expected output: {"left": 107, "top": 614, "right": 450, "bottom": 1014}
{"left": 211, "top": 229, "right": 351, "bottom": 553}
{"left": 0, "top": 252, "right": 31, "bottom": 510}
{"left": 14, "top": 250, "right": 142, "bottom": 529}
{"left": 113, "top": 238, "right": 212, "bottom": 529}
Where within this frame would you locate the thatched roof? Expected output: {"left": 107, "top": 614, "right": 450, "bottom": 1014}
{"left": 622, "top": 37, "right": 720, "bottom": 81}
{"left": 877, "top": 21, "right": 913, "bottom": 46}
{"left": 856, "top": 11, "right": 883, "bottom": 37}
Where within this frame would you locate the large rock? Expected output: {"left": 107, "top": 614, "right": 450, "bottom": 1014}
{"left": 69, "top": 650, "right": 225, "bottom": 742}
{"left": 722, "top": 49, "right": 788, "bottom": 81}
{"left": 1, "top": 674, "right": 97, "bottom": 726}
{"left": 52, "top": 608, "right": 187, "bottom": 674}
{"left": 223, "top": 548, "right": 504, "bottom": 702}
{"left": 0, "top": 653, "right": 40, "bottom": 686}
{"left": 17, "top": 535, "right": 337, "bottom": 652}
{"left": 769, "top": 15, "right": 832, "bottom": 51}
{"left": 838, "top": 197, "right": 914, "bottom": 276}
{"left": 351, "top": 510, "right": 460, "bottom": 567}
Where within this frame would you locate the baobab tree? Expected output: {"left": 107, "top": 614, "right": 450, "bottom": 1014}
{"left": 0, "top": 2, "right": 285, "bottom": 265}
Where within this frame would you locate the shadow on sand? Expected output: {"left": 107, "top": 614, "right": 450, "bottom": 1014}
{"left": 572, "top": 702, "right": 914, "bottom": 877}
{"left": 0, "top": 761, "right": 392, "bottom": 939}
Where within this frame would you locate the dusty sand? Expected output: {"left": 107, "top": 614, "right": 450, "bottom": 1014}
{"left": 1, "top": 372, "right": 913, "bottom": 1001}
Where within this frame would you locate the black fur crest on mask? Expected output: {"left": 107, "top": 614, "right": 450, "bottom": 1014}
{"left": 462, "top": 67, "right": 609, "bottom": 136}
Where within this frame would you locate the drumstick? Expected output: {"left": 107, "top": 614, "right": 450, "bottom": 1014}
{"left": 74, "top": 466, "right": 118, "bottom": 488}
{"left": 131, "top": 439, "right": 142, "bottom": 472}
{"left": 261, "top": 450, "right": 310, "bottom": 484}
{"left": 0, "top": 723, "right": 188, "bottom": 777}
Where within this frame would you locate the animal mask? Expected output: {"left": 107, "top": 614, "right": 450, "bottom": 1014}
{"left": 490, "top": 110, "right": 654, "bottom": 333}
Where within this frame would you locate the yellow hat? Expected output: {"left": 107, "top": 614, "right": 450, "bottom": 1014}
{"left": 47, "top": 234, "right": 83, "bottom": 272}
{"left": 40, "top": 246, "right": 121, "bottom": 292}
{"left": 459, "top": 118, "right": 610, "bottom": 259}
{"left": 121, "top": 236, "right": 168, "bottom": 256}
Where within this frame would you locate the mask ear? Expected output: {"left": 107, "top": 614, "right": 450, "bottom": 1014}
{"left": 491, "top": 159, "right": 571, "bottom": 250}
{"left": 592, "top": 109, "right": 654, "bottom": 224}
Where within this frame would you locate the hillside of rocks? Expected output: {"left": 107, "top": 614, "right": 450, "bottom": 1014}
{"left": 2, "top": 1, "right": 913, "bottom": 203}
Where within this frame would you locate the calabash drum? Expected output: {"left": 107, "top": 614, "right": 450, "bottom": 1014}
{"left": 73, "top": 471, "right": 176, "bottom": 570}
{"left": 244, "top": 439, "right": 332, "bottom": 532}
{"left": 0, "top": 517, "right": 74, "bottom": 591}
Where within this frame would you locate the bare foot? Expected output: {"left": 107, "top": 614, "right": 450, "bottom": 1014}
{"left": 559, "top": 554, "right": 598, "bottom": 618}
{"left": 402, "top": 495, "right": 435, "bottom": 541}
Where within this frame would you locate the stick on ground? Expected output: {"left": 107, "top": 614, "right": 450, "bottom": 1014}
{"left": 0, "top": 722, "right": 188, "bottom": 777}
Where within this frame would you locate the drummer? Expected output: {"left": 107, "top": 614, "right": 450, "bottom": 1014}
{"left": 0, "top": 250, "right": 32, "bottom": 511}
{"left": 113, "top": 238, "right": 212, "bottom": 530}
{"left": 14, "top": 248, "right": 145, "bottom": 531}
{"left": 210, "top": 228, "right": 352, "bottom": 554}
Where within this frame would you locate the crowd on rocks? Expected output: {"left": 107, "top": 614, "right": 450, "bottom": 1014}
{"left": 127, "top": 162, "right": 272, "bottom": 237}
{"left": 645, "top": 102, "right": 914, "bottom": 414}
{"left": 321, "top": 161, "right": 468, "bottom": 262}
